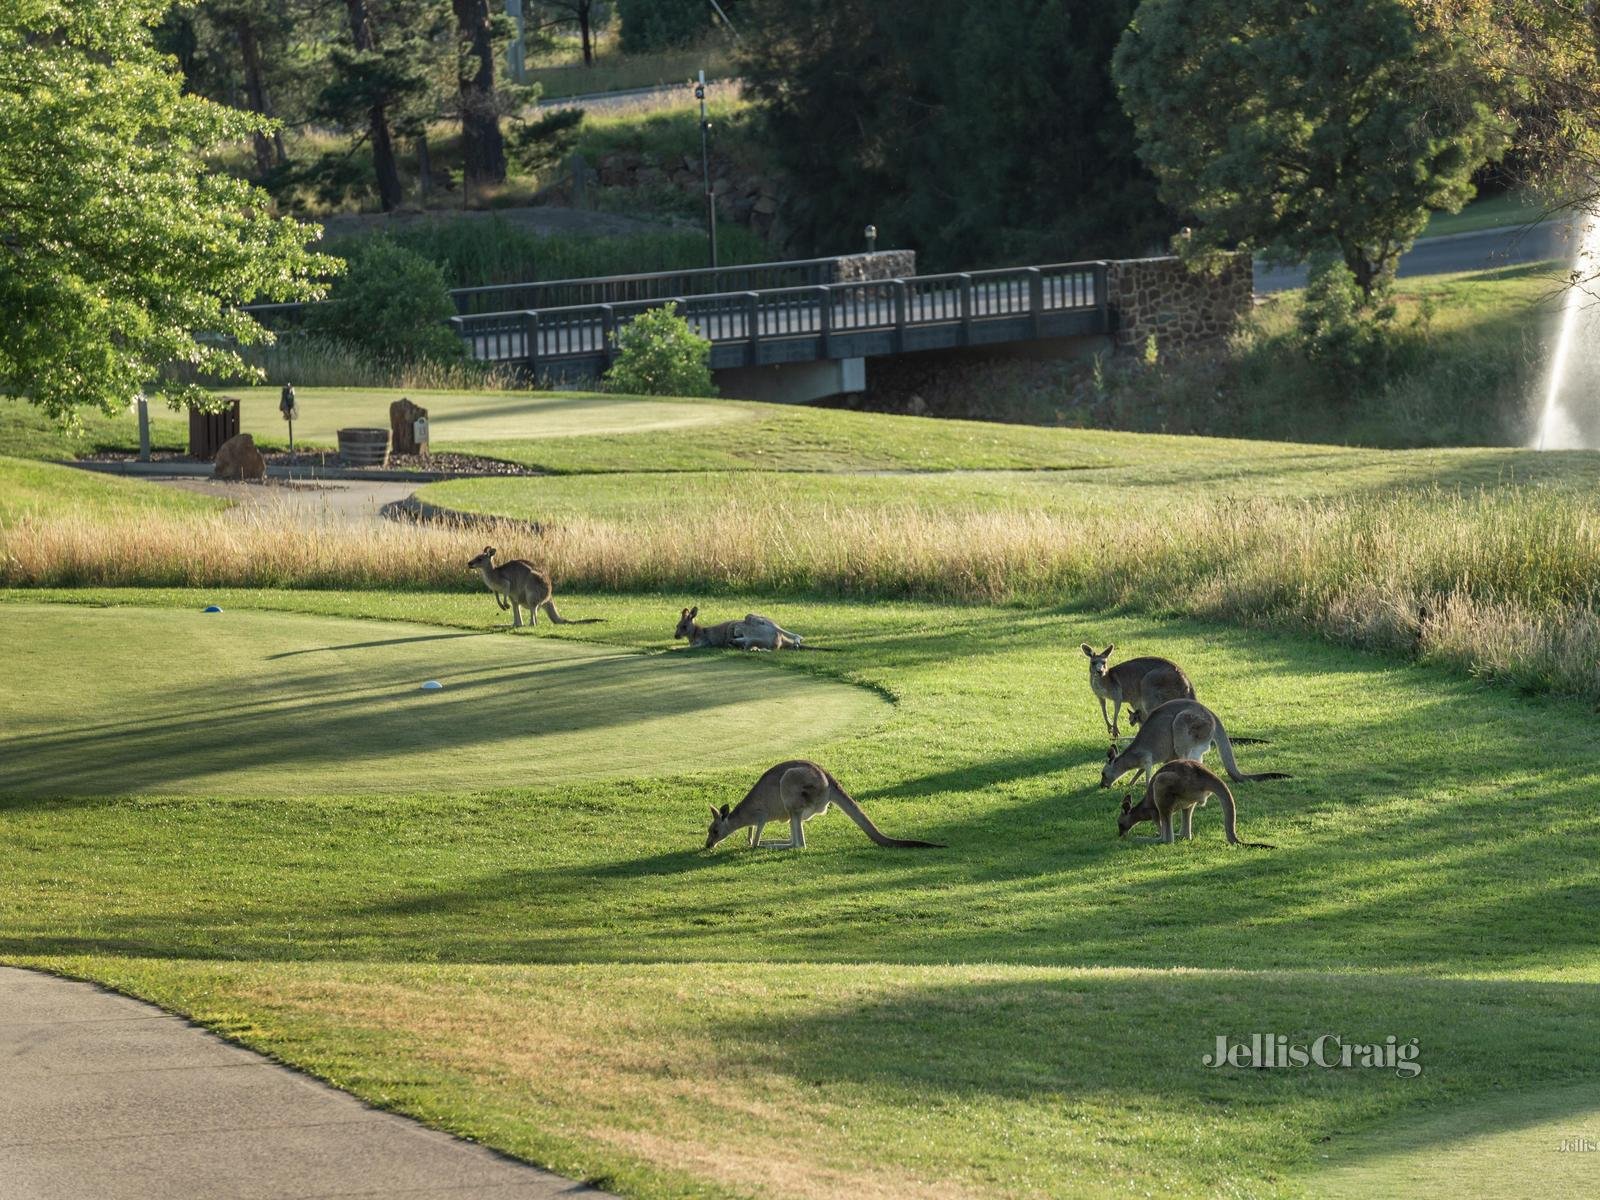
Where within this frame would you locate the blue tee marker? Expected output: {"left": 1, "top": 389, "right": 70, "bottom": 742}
{"left": 420, "top": 680, "right": 444, "bottom": 690}
{"left": 202, "top": 605, "right": 223, "bottom": 613}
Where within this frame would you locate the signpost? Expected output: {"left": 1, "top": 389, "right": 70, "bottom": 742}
{"left": 279, "top": 382, "right": 298, "bottom": 463}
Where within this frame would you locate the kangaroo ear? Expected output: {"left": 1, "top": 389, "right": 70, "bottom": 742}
{"left": 689, "top": 606, "right": 698, "bottom": 618}
{"left": 483, "top": 546, "right": 495, "bottom": 556}
{"left": 708, "top": 804, "right": 720, "bottom": 820}
{"left": 1080, "top": 643, "right": 1094, "bottom": 656}
{"left": 719, "top": 803, "right": 730, "bottom": 817}
{"left": 1101, "top": 644, "right": 1114, "bottom": 657}
{"left": 1106, "top": 743, "right": 1117, "bottom": 762}
{"left": 1120, "top": 796, "right": 1132, "bottom": 813}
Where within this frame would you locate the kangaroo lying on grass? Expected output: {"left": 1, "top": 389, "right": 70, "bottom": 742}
{"left": 468, "top": 547, "right": 602, "bottom": 629}
{"left": 674, "top": 606, "right": 805, "bottom": 651}
{"left": 1118, "top": 760, "right": 1276, "bottom": 848}
{"left": 1081, "top": 644, "right": 1194, "bottom": 738}
{"left": 1101, "top": 698, "right": 1291, "bottom": 790}
{"left": 705, "top": 760, "right": 944, "bottom": 850}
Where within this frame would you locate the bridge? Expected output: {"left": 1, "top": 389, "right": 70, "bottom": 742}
{"left": 448, "top": 257, "right": 1110, "bottom": 399}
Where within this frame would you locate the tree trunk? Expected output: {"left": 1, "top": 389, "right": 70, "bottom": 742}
{"left": 453, "top": 0, "right": 507, "bottom": 189}
{"left": 236, "top": 19, "right": 281, "bottom": 177}
{"left": 416, "top": 132, "right": 433, "bottom": 202}
{"left": 344, "top": 0, "right": 404, "bottom": 212}
{"left": 579, "top": 4, "right": 594, "bottom": 65}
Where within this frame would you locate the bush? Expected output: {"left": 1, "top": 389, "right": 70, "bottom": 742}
{"left": 306, "top": 238, "right": 463, "bottom": 362}
{"left": 1296, "top": 252, "right": 1391, "bottom": 391}
{"left": 604, "top": 303, "right": 717, "bottom": 396}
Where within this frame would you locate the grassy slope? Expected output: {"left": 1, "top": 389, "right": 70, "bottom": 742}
{"left": 5, "top": 588, "right": 1600, "bottom": 1198}
{"left": 0, "top": 457, "right": 221, "bottom": 523}
{"left": 1421, "top": 190, "right": 1554, "bottom": 240}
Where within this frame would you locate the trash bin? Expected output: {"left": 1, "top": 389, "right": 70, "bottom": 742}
{"left": 188, "top": 397, "right": 242, "bottom": 459}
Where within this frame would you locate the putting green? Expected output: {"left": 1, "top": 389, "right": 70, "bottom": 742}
{"left": 222, "top": 387, "right": 750, "bottom": 445}
{"left": 0, "top": 605, "right": 887, "bottom": 797}
{"left": 1306, "top": 1081, "right": 1600, "bottom": 1199}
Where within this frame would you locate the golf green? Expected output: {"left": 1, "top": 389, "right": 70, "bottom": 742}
{"left": 224, "top": 387, "right": 751, "bottom": 445}
{"left": 0, "top": 605, "right": 887, "bottom": 797}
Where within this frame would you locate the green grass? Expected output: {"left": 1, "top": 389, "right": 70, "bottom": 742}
{"left": 0, "top": 457, "right": 222, "bottom": 524}
{"left": 0, "top": 603, "right": 883, "bottom": 798}
{"left": 5, "top": 587, "right": 1600, "bottom": 1198}
{"left": 1422, "top": 190, "right": 1556, "bottom": 240}
{"left": 529, "top": 42, "right": 734, "bottom": 99}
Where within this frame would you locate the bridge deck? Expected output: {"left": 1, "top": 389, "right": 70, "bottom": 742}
{"left": 452, "top": 262, "right": 1110, "bottom": 379}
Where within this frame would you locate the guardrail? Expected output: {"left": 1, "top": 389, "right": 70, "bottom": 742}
{"left": 450, "top": 261, "right": 1109, "bottom": 379}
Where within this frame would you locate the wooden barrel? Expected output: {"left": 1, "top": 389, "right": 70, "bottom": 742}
{"left": 337, "top": 427, "right": 389, "bottom": 467}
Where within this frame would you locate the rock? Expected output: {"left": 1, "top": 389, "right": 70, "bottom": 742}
{"left": 752, "top": 194, "right": 778, "bottom": 215}
{"left": 212, "top": 433, "right": 265, "bottom": 481}
{"left": 637, "top": 166, "right": 665, "bottom": 187}
{"left": 905, "top": 394, "right": 929, "bottom": 416}
{"left": 681, "top": 153, "right": 697, "bottom": 172}
{"left": 390, "top": 397, "right": 428, "bottom": 456}
{"left": 671, "top": 168, "right": 696, "bottom": 187}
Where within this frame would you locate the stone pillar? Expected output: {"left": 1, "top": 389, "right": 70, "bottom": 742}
{"left": 390, "top": 397, "right": 428, "bottom": 456}
{"left": 1105, "top": 252, "right": 1253, "bottom": 356}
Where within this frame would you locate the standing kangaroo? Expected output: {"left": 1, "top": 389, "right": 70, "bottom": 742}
{"left": 1101, "top": 698, "right": 1290, "bottom": 790}
{"left": 1081, "top": 644, "right": 1195, "bottom": 738}
{"left": 467, "top": 547, "right": 601, "bottom": 629}
{"left": 1118, "top": 760, "right": 1276, "bottom": 847}
{"left": 704, "top": 760, "right": 944, "bottom": 850}
{"left": 674, "top": 606, "right": 804, "bottom": 651}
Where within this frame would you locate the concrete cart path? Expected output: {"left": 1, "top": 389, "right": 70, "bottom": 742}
{"left": 0, "top": 967, "right": 607, "bottom": 1200}
{"left": 149, "top": 475, "right": 421, "bottom": 526}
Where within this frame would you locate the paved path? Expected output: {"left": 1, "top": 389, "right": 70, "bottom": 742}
{"left": 1254, "top": 221, "right": 1571, "bottom": 292}
{"left": 0, "top": 967, "right": 602, "bottom": 1200}
{"left": 150, "top": 476, "right": 421, "bottom": 527}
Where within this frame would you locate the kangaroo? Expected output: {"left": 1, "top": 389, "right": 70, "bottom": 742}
{"left": 704, "top": 760, "right": 944, "bottom": 850}
{"left": 1081, "top": 644, "right": 1195, "bottom": 738}
{"left": 467, "top": 547, "right": 601, "bottom": 629}
{"left": 1101, "top": 698, "right": 1290, "bottom": 790}
{"left": 674, "top": 606, "right": 804, "bottom": 651}
{"left": 1118, "top": 760, "right": 1276, "bottom": 848}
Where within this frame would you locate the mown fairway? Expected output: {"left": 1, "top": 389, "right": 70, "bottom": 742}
{"left": 5, "top": 586, "right": 1600, "bottom": 1199}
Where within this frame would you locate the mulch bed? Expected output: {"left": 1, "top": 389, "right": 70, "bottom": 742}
{"left": 79, "top": 449, "right": 540, "bottom": 476}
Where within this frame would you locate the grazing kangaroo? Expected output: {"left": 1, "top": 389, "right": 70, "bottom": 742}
{"left": 1081, "top": 644, "right": 1195, "bottom": 738}
{"left": 467, "top": 547, "right": 601, "bottom": 629}
{"left": 1118, "top": 760, "right": 1276, "bottom": 848}
{"left": 1101, "top": 698, "right": 1290, "bottom": 790}
{"left": 704, "top": 760, "right": 944, "bottom": 850}
{"left": 674, "top": 606, "right": 804, "bottom": 651}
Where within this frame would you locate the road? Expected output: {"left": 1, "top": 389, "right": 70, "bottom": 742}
{"left": 1254, "top": 221, "right": 1572, "bottom": 292}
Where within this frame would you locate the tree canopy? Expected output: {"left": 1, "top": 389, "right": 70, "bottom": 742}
{"left": 738, "top": 0, "right": 1169, "bottom": 267}
{"left": 1115, "top": 0, "right": 1509, "bottom": 299}
{"left": 0, "top": 0, "right": 333, "bottom": 422}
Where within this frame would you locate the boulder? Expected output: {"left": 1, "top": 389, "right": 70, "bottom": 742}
{"left": 212, "top": 433, "right": 265, "bottom": 481}
{"left": 390, "top": 397, "right": 428, "bottom": 456}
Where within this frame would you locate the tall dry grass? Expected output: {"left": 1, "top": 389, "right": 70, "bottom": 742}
{"left": 5, "top": 486, "right": 1600, "bottom": 700}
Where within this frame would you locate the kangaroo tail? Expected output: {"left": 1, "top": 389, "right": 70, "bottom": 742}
{"left": 1214, "top": 778, "right": 1276, "bottom": 849}
{"left": 541, "top": 600, "right": 603, "bottom": 625}
{"left": 1212, "top": 714, "right": 1291, "bottom": 782}
{"left": 827, "top": 777, "right": 943, "bottom": 848}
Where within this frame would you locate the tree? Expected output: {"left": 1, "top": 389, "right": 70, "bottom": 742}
{"left": 306, "top": 238, "right": 463, "bottom": 361}
{"left": 453, "top": 0, "right": 508, "bottom": 187}
{"left": 738, "top": 0, "right": 1170, "bottom": 267}
{"left": 618, "top": 0, "right": 715, "bottom": 52}
{"left": 0, "top": 0, "right": 333, "bottom": 424}
{"left": 535, "top": 1, "right": 604, "bottom": 66}
{"left": 1115, "top": 0, "right": 1509, "bottom": 302}
{"left": 605, "top": 304, "right": 716, "bottom": 396}
{"left": 323, "top": 0, "right": 414, "bottom": 210}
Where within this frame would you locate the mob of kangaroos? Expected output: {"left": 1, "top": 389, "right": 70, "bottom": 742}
{"left": 1088, "top": 645, "right": 1290, "bottom": 849}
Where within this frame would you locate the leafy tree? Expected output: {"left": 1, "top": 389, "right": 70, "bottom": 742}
{"left": 605, "top": 304, "right": 716, "bottom": 396}
{"left": 1115, "top": 0, "right": 1509, "bottom": 302}
{"left": 738, "top": 0, "right": 1169, "bottom": 267}
{"left": 306, "top": 239, "right": 463, "bottom": 361}
{"left": 618, "top": 0, "right": 717, "bottom": 52}
{"left": 0, "top": 0, "right": 333, "bottom": 423}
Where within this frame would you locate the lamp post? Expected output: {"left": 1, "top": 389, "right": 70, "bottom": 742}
{"left": 696, "top": 70, "right": 718, "bottom": 268}
{"left": 864, "top": 224, "right": 877, "bottom": 254}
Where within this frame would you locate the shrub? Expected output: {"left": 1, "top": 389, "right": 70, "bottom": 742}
{"left": 617, "top": 0, "right": 719, "bottom": 51}
{"left": 604, "top": 303, "right": 717, "bottom": 396}
{"left": 1296, "top": 252, "right": 1391, "bottom": 391}
{"left": 306, "top": 237, "right": 463, "bottom": 362}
